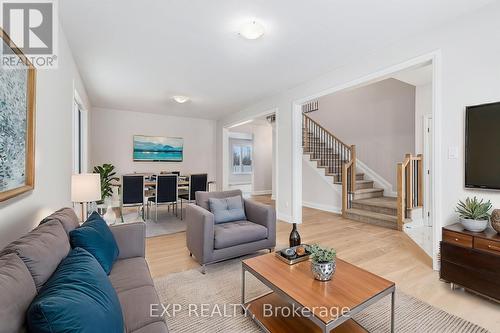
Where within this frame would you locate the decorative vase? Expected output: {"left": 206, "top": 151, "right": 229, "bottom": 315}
{"left": 311, "top": 260, "right": 336, "bottom": 281}
{"left": 289, "top": 223, "right": 301, "bottom": 247}
{"left": 460, "top": 218, "right": 488, "bottom": 233}
{"left": 102, "top": 198, "right": 116, "bottom": 225}
{"left": 491, "top": 209, "right": 500, "bottom": 234}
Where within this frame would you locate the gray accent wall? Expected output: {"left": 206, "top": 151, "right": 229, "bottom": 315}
{"left": 310, "top": 78, "right": 415, "bottom": 191}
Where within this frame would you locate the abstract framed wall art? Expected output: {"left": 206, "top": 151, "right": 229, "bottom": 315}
{"left": 0, "top": 28, "right": 36, "bottom": 202}
{"left": 133, "top": 135, "right": 183, "bottom": 162}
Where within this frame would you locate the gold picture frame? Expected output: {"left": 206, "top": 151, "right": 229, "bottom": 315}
{"left": 0, "top": 28, "right": 36, "bottom": 202}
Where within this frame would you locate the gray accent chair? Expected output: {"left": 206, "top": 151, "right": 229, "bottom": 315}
{"left": 186, "top": 190, "right": 276, "bottom": 273}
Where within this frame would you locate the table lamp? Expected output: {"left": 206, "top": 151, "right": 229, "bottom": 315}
{"left": 71, "top": 173, "right": 102, "bottom": 222}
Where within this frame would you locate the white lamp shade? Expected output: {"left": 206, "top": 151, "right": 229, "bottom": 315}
{"left": 71, "top": 174, "right": 102, "bottom": 203}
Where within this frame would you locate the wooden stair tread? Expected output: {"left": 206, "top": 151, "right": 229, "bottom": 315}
{"left": 346, "top": 208, "right": 397, "bottom": 223}
{"left": 352, "top": 196, "right": 397, "bottom": 209}
{"left": 354, "top": 188, "right": 383, "bottom": 194}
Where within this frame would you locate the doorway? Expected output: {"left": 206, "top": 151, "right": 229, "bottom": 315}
{"left": 222, "top": 110, "right": 277, "bottom": 201}
{"left": 291, "top": 52, "right": 442, "bottom": 269}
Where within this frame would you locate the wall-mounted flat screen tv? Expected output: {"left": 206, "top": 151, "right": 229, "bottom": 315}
{"left": 133, "top": 135, "right": 183, "bottom": 162}
{"left": 465, "top": 101, "right": 500, "bottom": 190}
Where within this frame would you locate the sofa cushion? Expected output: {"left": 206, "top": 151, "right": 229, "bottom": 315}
{"left": 2, "top": 220, "right": 70, "bottom": 290}
{"left": 209, "top": 195, "right": 246, "bottom": 224}
{"left": 40, "top": 207, "right": 80, "bottom": 234}
{"left": 109, "top": 257, "right": 154, "bottom": 293}
{"left": 70, "top": 212, "right": 119, "bottom": 274}
{"left": 27, "top": 247, "right": 124, "bottom": 333}
{"left": 0, "top": 253, "right": 37, "bottom": 333}
{"left": 117, "top": 285, "right": 163, "bottom": 333}
{"left": 131, "top": 321, "right": 169, "bottom": 333}
{"left": 195, "top": 190, "right": 242, "bottom": 211}
{"left": 214, "top": 220, "right": 268, "bottom": 249}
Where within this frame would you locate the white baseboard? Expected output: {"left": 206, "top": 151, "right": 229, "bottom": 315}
{"left": 277, "top": 211, "right": 292, "bottom": 223}
{"left": 302, "top": 201, "right": 341, "bottom": 214}
{"left": 252, "top": 190, "right": 272, "bottom": 195}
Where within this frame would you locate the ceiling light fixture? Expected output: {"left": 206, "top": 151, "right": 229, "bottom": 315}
{"left": 173, "top": 95, "right": 189, "bottom": 103}
{"left": 239, "top": 20, "right": 265, "bottom": 40}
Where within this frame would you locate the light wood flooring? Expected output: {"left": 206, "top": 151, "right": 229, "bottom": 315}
{"left": 145, "top": 196, "right": 500, "bottom": 332}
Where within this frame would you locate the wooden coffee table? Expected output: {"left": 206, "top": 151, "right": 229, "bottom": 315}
{"left": 241, "top": 253, "right": 395, "bottom": 333}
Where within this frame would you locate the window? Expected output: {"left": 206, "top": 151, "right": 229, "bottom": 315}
{"left": 72, "top": 92, "right": 87, "bottom": 174}
{"left": 232, "top": 145, "right": 252, "bottom": 174}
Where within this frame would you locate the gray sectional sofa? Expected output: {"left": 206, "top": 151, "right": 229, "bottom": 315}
{"left": 0, "top": 208, "right": 168, "bottom": 333}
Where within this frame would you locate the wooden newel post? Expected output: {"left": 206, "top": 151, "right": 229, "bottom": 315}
{"left": 405, "top": 153, "right": 412, "bottom": 209}
{"left": 417, "top": 154, "right": 423, "bottom": 207}
{"left": 397, "top": 163, "right": 404, "bottom": 231}
{"left": 342, "top": 164, "right": 348, "bottom": 217}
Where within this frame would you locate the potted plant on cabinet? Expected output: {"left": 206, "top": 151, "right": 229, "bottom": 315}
{"left": 455, "top": 196, "right": 492, "bottom": 232}
{"left": 307, "top": 244, "right": 336, "bottom": 281}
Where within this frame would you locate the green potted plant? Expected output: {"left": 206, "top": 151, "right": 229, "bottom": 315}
{"left": 307, "top": 244, "right": 336, "bottom": 281}
{"left": 93, "top": 164, "right": 119, "bottom": 206}
{"left": 455, "top": 197, "right": 492, "bottom": 232}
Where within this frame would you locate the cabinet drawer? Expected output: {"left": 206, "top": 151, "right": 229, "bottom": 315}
{"left": 441, "top": 260, "right": 500, "bottom": 301}
{"left": 475, "top": 237, "right": 500, "bottom": 256}
{"left": 443, "top": 230, "right": 472, "bottom": 248}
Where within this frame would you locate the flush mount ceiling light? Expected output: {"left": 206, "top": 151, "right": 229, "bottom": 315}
{"left": 173, "top": 95, "right": 189, "bottom": 103}
{"left": 239, "top": 20, "right": 265, "bottom": 40}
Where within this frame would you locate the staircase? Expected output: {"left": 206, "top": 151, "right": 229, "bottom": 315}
{"left": 303, "top": 113, "right": 416, "bottom": 230}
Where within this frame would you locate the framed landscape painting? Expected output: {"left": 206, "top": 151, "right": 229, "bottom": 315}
{"left": 0, "top": 29, "right": 36, "bottom": 202}
{"left": 133, "top": 135, "right": 183, "bottom": 162}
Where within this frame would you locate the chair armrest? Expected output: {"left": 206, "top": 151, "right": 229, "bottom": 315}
{"left": 244, "top": 199, "right": 276, "bottom": 242}
{"left": 185, "top": 204, "right": 215, "bottom": 264}
{"left": 110, "top": 222, "right": 146, "bottom": 259}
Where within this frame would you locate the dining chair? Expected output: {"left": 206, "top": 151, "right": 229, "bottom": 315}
{"left": 121, "top": 175, "right": 145, "bottom": 220}
{"left": 147, "top": 174, "right": 178, "bottom": 221}
{"left": 179, "top": 173, "right": 207, "bottom": 219}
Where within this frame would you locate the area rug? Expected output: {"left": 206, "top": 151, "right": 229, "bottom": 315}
{"left": 153, "top": 258, "right": 489, "bottom": 333}
{"left": 121, "top": 206, "right": 186, "bottom": 237}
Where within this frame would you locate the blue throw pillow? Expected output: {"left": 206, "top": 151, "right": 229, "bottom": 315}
{"left": 27, "top": 247, "right": 124, "bottom": 333}
{"left": 69, "top": 212, "right": 119, "bottom": 274}
{"left": 209, "top": 195, "right": 247, "bottom": 224}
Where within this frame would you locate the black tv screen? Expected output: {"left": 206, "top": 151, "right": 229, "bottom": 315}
{"left": 465, "top": 101, "right": 500, "bottom": 190}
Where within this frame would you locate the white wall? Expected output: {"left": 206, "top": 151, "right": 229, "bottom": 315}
{"left": 217, "top": 2, "right": 500, "bottom": 228}
{"left": 90, "top": 108, "right": 216, "bottom": 181}
{"left": 302, "top": 157, "right": 341, "bottom": 212}
{"left": 415, "top": 83, "right": 433, "bottom": 154}
{"left": 310, "top": 78, "right": 415, "bottom": 191}
{"left": 0, "top": 26, "right": 90, "bottom": 249}
{"left": 252, "top": 124, "right": 273, "bottom": 194}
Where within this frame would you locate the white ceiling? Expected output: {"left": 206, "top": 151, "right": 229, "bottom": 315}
{"left": 392, "top": 64, "right": 433, "bottom": 86}
{"left": 60, "top": 0, "right": 494, "bottom": 119}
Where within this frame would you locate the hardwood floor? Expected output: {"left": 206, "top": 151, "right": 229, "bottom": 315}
{"left": 146, "top": 196, "right": 500, "bottom": 332}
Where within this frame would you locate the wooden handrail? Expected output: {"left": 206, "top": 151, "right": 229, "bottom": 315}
{"left": 397, "top": 153, "right": 423, "bottom": 230}
{"left": 303, "top": 113, "right": 351, "bottom": 148}
{"left": 302, "top": 113, "right": 356, "bottom": 217}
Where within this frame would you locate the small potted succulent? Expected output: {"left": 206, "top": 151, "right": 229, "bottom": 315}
{"left": 307, "top": 244, "right": 336, "bottom": 281}
{"left": 455, "top": 197, "right": 492, "bottom": 232}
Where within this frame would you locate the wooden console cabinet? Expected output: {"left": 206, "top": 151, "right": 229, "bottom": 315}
{"left": 440, "top": 223, "right": 500, "bottom": 302}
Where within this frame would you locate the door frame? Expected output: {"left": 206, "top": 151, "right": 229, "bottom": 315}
{"left": 222, "top": 108, "right": 279, "bottom": 202}
{"left": 291, "top": 51, "right": 442, "bottom": 270}
{"left": 423, "top": 114, "right": 433, "bottom": 227}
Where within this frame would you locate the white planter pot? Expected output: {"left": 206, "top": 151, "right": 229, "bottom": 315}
{"left": 460, "top": 218, "right": 488, "bottom": 233}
